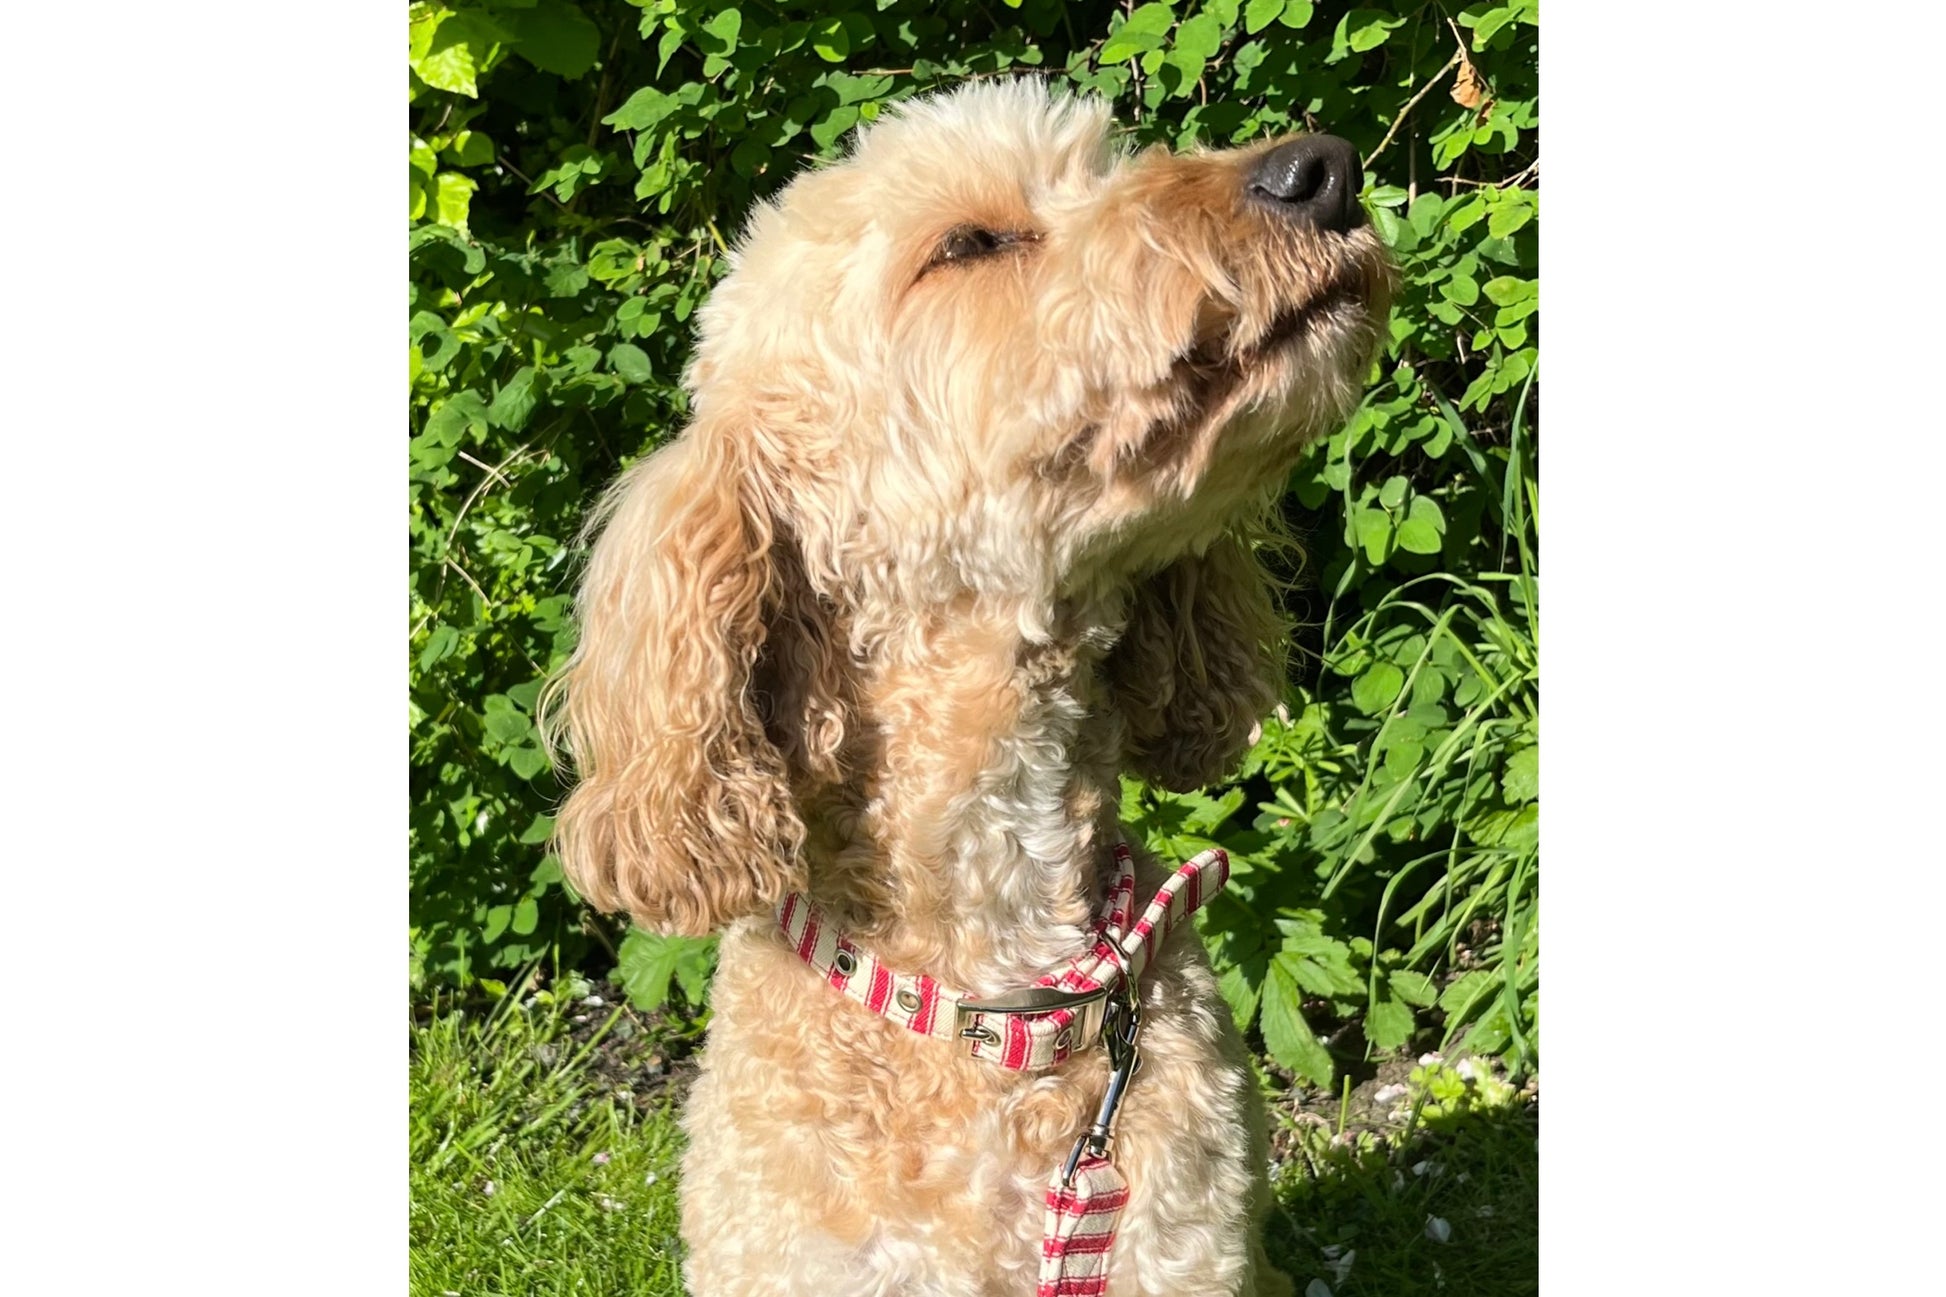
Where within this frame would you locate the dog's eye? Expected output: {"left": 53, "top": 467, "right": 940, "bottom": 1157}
{"left": 928, "top": 225, "right": 1031, "bottom": 270}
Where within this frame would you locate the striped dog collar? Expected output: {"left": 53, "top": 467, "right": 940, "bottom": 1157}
{"left": 774, "top": 840, "right": 1230, "bottom": 1072}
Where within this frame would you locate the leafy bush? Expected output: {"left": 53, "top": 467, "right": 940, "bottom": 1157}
{"left": 408, "top": 0, "right": 1539, "bottom": 1082}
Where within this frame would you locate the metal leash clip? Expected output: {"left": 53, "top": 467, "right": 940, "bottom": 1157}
{"left": 1060, "top": 972, "right": 1144, "bottom": 1187}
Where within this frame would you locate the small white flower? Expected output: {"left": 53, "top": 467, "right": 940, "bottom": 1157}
{"left": 583, "top": 995, "right": 606, "bottom": 1008}
{"left": 1425, "top": 1215, "right": 1452, "bottom": 1244}
{"left": 644, "top": 1171, "right": 659, "bottom": 1186}
{"left": 1372, "top": 1083, "right": 1409, "bottom": 1107}
{"left": 481, "top": 1180, "right": 496, "bottom": 1198}
{"left": 1418, "top": 1052, "right": 1445, "bottom": 1067}
{"left": 596, "top": 1194, "right": 623, "bottom": 1213}
{"left": 592, "top": 1151, "right": 611, "bottom": 1166}
{"left": 1454, "top": 1057, "right": 1486, "bottom": 1081}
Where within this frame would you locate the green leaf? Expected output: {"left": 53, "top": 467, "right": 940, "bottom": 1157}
{"left": 1365, "top": 996, "right": 1413, "bottom": 1051}
{"left": 444, "top": 130, "right": 494, "bottom": 167}
{"left": 1218, "top": 961, "right": 1262, "bottom": 1031}
{"left": 505, "top": 1, "right": 601, "bottom": 78}
{"left": 1278, "top": 947, "right": 1361, "bottom": 999}
{"left": 1100, "top": 3, "right": 1176, "bottom": 62}
{"left": 810, "top": 103, "right": 860, "bottom": 150}
{"left": 1351, "top": 663, "right": 1404, "bottom": 715}
{"left": 1483, "top": 275, "right": 1535, "bottom": 306}
{"left": 809, "top": 16, "right": 851, "bottom": 62}
{"left": 433, "top": 172, "right": 476, "bottom": 229}
{"left": 617, "top": 929, "right": 719, "bottom": 1010}
{"left": 414, "top": 11, "right": 494, "bottom": 97}
{"left": 608, "top": 343, "right": 653, "bottom": 384}
{"left": 1354, "top": 506, "right": 1391, "bottom": 564}
{"left": 416, "top": 624, "right": 459, "bottom": 670}
{"left": 1278, "top": 0, "right": 1315, "bottom": 28}
{"left": 1173, "top": 12, "right": 1224, "bottom": 61}
{"left": 1488, "top": 196, "right": 1536, "bottom": 239}
{"left": 1501, "top": 746, "right": 1539, "bottom": 803}
{"left": 603, "top": 81, "right": 703, "bottom": 131}
{"left": 698, "top": 7, "right": 742, "bottom": 55}
{"left": 487, "top": 366, "right": 540, "bottom": 431}
{"left": 1396, "top": 495, "right": 1446, "bottom": 554}
{"left": 510, "top": 896, "right": 539, "bottom": 935}
{"left": 1390, "top": 970, "right": 1438, "bottom": 1007}
{"left": 1261, "top": 959, "right": 1333, "bottom": 1087}
{"left": 1244, "top": 0, "right": 1282, "bottom": 34}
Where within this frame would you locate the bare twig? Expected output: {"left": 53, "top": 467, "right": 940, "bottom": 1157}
{"left": 455, "top": 449, "right": 514, "bottom": 487}
{"left": 1364, "top": 50, "right": 1462, "bottom": 170}
{"left": 444, "top": 556, "right": 492, "bottom": 607}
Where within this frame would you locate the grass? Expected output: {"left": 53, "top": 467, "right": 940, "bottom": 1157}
{"left": 411, "top": 986, "right": 1536, "bottom": 1296}
{"left": 1267, "top": 1064, "right": 1539, "bottom": 1295}
{"left": 409, "top": 986, "right": 687, "bottom": 1296}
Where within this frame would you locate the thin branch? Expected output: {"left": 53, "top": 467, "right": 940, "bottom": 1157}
{"left": 444, "top": 556, "right": 492, "bottom": 608}
{"left": 1364, "top": 50, "right": 1461, "bottom": 170}
{"left": 455, "top": 449, "right": 513, "bottom": 487}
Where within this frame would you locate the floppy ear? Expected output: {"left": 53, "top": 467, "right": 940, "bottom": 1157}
{"left": 541, "top": 420, "right": 828, "bottom": 936}
{"left": 1105, "top": 531, "right": 1287, "bottom": 792}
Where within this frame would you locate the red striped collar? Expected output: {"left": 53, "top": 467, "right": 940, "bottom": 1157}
{"left": 774, "top": 841, "right": 1230, "bottom": 1071}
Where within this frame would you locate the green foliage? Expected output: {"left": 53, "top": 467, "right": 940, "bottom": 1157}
{"left": 410, "top": 988, "right": 688, "bottom": 1292}
{"left": 408, "top": 1, "right": 1539, "bottom": 1082}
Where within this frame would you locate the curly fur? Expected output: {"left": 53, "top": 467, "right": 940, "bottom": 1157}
{"left": 541, "top": 81, "right": 1391, "bottom": 1296}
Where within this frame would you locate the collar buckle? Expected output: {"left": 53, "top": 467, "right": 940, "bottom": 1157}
{"left": 952, "top": 983, "right": 1114, "bottom": 1048}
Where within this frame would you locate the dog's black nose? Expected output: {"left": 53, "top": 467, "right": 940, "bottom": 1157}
{"left": 1245, "top": 135, "right": 1364, "bottom": 234}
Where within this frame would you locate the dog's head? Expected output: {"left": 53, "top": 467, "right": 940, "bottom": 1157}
{"left": 544, "top": 82, "right": 1392, "bottom": 934}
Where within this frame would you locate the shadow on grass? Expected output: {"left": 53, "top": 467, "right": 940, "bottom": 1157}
{"left": 1265, "top": 1095, "right": 1538, "bottom": 1296}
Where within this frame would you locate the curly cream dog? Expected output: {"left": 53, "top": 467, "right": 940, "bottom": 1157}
{"left": 543, "top": 81, "right": 1391, "bottom": 1297}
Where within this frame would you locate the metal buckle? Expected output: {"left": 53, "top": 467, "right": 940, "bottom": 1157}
{"left": 952, "top": 983, "right": 1113, "bottom": 1046}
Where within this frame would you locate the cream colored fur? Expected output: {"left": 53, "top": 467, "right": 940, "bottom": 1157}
{"left": 541, "top": 81, "right": 1391, "bottom": 1296}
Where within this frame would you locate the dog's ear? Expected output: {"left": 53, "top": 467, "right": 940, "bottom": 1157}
{"left": 1105, "top": 532, "right": 1287, "bottom": 792}
{"left": 541, "top": 419, "right": 834, "bottom": 936}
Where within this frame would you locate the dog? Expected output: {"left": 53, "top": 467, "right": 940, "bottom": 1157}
{"left": 542, "top": 81, "right": 1391, "bottom": 1297}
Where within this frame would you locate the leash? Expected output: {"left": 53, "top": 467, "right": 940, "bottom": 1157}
{"left": 775, "top": 840, "right": 1231, "bottom": 1296}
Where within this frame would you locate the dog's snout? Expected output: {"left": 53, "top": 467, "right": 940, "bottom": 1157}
{"left": 1245, "top": 136, "right": 1364, "bottom": 234}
